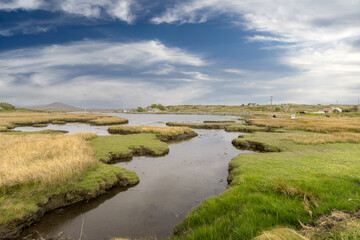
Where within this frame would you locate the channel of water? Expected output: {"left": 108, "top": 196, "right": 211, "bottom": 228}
{"left": 18, "top": 114, "right": 247, "bottom": 239}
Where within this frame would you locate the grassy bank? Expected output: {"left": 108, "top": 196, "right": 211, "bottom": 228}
{"left": 0, "top": 132, "right": 139, "bottom": 239}
{"left": 0, "top": 112, "right": 128, "bottom": 131}
{"left": 90, "top": 134, "right": 170, "bottom": 163}
{"left": 171, "top": 117, "right": 360, "bottom": 239}
{"left": 108, "top": 125, "right": 198, "bottom": 141}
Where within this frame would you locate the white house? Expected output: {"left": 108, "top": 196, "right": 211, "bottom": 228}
{"left": 147, "top": 108, "right": 161, "bottom": 113}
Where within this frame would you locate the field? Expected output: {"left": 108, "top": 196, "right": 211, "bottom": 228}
{"left": 170, "top": 116, "right": 360, "bottom": 240}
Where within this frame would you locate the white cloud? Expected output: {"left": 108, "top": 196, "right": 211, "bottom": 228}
{"left": 0, "top": 0, "right": 136, "bottom": 23}
{"left": 151, "top": 0, "right": 360, "bottom": 104}
{"left": 0, "top": 40, "right": 211, "bottom": 107}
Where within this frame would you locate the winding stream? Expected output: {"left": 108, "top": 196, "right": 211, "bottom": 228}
{"left": 19, "top": 114, "right": 247, "bottom": 240}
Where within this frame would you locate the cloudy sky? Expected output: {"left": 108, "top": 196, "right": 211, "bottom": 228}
{"left": 1, "top": 0, "right": 359, "bottom": 108}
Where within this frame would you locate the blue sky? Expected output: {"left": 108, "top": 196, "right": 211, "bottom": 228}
{"left": 0, "top": 0, "right": 359, "bottom": 108}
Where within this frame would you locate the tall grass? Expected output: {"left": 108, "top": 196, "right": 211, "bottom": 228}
{"left": 0, "top": 133, "right": 98, "bottom": 191}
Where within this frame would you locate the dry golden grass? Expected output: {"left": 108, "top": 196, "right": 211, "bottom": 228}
{"left": 254, "top": 227, "right": 308, "bottom": 240}
{"left": 283, "top": 132, "right": 360, "bottom": 144}
{"left": 89, "top": 116, "right": 128, "bottom": 125}
{"left": 250, "top": 115, "right": 360, "bottom": 133}
{"left": 108, "top": 125, "right": 195, "bottom": 136}
{"left": 0, "top": 112, "right": 128, "bottom": 129}
{"left": 0, "top": 133, "right": 98, "bottom": 190}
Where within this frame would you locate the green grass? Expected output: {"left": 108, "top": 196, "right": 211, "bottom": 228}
{"left": 171, "top": 131, "right": 360, "bottom": 239}
{"left": 90, "top": 134, "right": 169, "bottom": 162}
{"left": 0, "top": 163, "right": 138, "bottom": 225}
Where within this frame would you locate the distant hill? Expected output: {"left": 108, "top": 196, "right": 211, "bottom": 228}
{"left": 26, "top": 102, "right": 80, "bottom": 110}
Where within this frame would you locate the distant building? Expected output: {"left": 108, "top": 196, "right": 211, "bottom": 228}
{"left": 147, "top": 107, "right": 161, "bottom": 113}
{"left": 314, "top": 107, "right": 342, "bottom": 114}
{"left": 323, "top": 107, "right": 342, "bottom": 113}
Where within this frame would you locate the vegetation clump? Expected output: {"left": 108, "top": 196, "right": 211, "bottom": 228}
{"left": 90, "top": 134, "right": 169, "bottom": 163}
{"left": 32, "top": 123, "right": 47, "bottom": 127}
{"left": 89, "top": 116, "right": 128, "bottom": 125}
{"left": 166, "top": 122, "right": 233, "bottom": 129}
{"left": 150, "top": 103, "right": 166, "bottom": 111}
{"left": 0, "top": 102, "right": 16, "bottom": 111}
{"left": 51, "top": 120, "right": 66, "bottom": 124}
{"left": 108, "top": 125, "right": 197, "bottom": 141}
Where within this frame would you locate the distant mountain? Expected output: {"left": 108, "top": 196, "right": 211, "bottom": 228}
{"left": 26, "top": 102, "right": 80, "bottom": 110}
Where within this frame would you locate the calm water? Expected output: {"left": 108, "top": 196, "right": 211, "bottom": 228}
{"left": 15, "top": 113, "right": 239, "bottom": 134}
{"left": 19, "top": 114, "right": 246, "bottom": 240}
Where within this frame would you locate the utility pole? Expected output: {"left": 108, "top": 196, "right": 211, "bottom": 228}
{"left": 270, "top": 96, "right": 273, "bottom": 112}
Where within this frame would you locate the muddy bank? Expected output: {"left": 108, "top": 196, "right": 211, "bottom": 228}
{"left": 0, "top": 174, "right": 138, "bottom": 240}
{"left": 232, "top": 139, "right": 282, "bottom": 152}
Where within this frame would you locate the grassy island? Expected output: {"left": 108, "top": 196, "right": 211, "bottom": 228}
{"left": 171, "top": 115, "right": 360, "bottom": 240}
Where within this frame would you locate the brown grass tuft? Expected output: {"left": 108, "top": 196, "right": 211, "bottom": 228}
{"left": 275, "top": 180, "right": 318, "bottom": 218}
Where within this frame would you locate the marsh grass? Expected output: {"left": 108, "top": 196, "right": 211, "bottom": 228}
{"left": 89, "top": 116, "right": 128, "bottom": 125}
{"left": 249, "top": 116, "right": 360, "bottom": 133}
{"left": 171, "top": 131, "right": 360, "bottom": 239}
{"left": 283, "top": 132, "right": 360, "bottom": 144}
{"left": 0, "top": 133, "right": 98, "bottom": 191}
{"left": 0, "top": 112, "right": 128, "bottom": 129}
{"left": 108, "top": 125, "right": 195, "bottom": 136}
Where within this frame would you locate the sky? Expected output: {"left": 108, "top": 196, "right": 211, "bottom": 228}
{"left": 0, "top": 0, "right": 360, "bottom": 108}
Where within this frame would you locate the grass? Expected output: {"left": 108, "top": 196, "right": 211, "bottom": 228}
{"left": 90, "top": 134, "right": 169, "bottom": 162}
{"left": 171, "top": 128, "right": 360, "bottom": 239}
{"left": 0, "top": 163, "right": 138, "bottom": 225}
{"left": 282, "top": 132, "right": 360, "bottom": 144}
{"left": 89, "top": 116, "right": 128, "bottom": 125}
{"left": 0, "top": 112, "right": 129, "bottom": 130}
{"left": 254, "top": 227, "right": 308, "bottom": 240}
{"left": 108, "top": 125, "right": 194, "bottom": 136}
{"left": 0, "top": 133, "right": 97, "bottom": 191}
{"left": 166, "top": 122, "right": 233, "bottom": 129}
{"left": 0, "top": 131, "right": 139, "bottom": 232}
{"left": 249, "top": 115, "right": 360, "bottom": 133}
{"left": 225, "top": 124, "right": 271, "bottom": 133}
